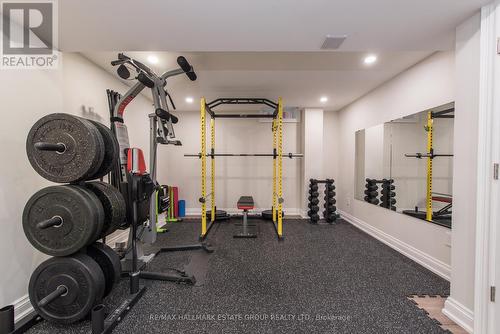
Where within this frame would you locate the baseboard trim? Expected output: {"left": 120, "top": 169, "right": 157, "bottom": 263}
{"left": 339, "top": 210, "right": 451, "bottom": 281}
{"left": 443, "top": 297, "right": 474, "bottom": 333}
{"left": 105, "top": 229, "right": 129, "bottom": 246}
{"left": 12, "top": 294, "right": 32, "bottom": 323}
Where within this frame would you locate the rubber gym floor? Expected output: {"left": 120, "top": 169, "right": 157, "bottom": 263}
{"left": 27, "top": 218, "right": 450, "bottom": 334}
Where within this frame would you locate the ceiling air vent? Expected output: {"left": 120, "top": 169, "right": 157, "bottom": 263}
{"left": 321, "top": 35, "right": 347, "bottom": 50}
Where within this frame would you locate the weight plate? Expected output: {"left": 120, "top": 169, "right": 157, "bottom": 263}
{"left": 23, "top": 186, "right": 98, "bottom": 256}
{"left": 68, "top": 185, "right": 105, "bottom": 243}
{"left": 261, "top": 209, "right": 284, "bottom": 220}
{"left": 87, "top": 243, "right": 121, "bottom": 297}
{"left": 86, "top": 182, "right": 126, "bottom": 237}
{"left": 26, "top": 113, "right": 104, "bottom": 183}
{"left": 88, "top": 120, "right": 119, "bottom": 180}
{"left": 81, "top": 118, "right": 105, "bottom": 181}
{"left": 206, "top": 210, "right": 230, "bottom": 221}
{"left": 28, "top": 253, "right": 105, "bottom": 324}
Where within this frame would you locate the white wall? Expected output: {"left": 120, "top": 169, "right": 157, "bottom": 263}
{"left": 301, "top": 109, "right": 324, "bottom": 214}
{"left": 444, "top": 12, "right": 481, "bottom": 319}
{"left": 337, "top": 51, "right": 455, "bottom": 274}
{"left": 364, "top": 124, "right": 386, "bottom": 179}
{"left": 0, "top": 53, "right": 153, "bottom": 317}
{"left": 323, "top": 110, "right": 340, "bottom": 181}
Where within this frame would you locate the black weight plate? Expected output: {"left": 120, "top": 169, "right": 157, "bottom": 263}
{"left": 206, "top": 210, "right": 230, "bottom": 221}
{"left": 80, "top": 118, "right": 105, "bottom": 180}
{"left": 23, "top": 186, "right": 98, "bottom": 256}
{"left": 68, "top": 185, "right": 105, "bottom": 244}
{"left": 26, "top": 113, "right": 104, "bottom": 183}
{"left": 261, "top": 209, "right": 284, "bottom": 220}
{"left": 87, "top": 243, "right": 121, "bottom": 297}
{"left": 88, "top": 120, "right": 119, "bottom": 180}
{"left": 85, "top": 182, "right": 126, "bottom": 237}
{"left": 28, "top": 253, "right": 105, "bottom": 324}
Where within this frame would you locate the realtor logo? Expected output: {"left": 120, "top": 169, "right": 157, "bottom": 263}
{"left": 1, "top": 0, "right": 59, "bottom": 68}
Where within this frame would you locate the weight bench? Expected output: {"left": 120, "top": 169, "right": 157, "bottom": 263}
{"left": 234, "top": 196, "right": 257, "bottom": 238}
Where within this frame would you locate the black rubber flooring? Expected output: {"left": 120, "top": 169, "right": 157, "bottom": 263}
{"left": 26, "top": 218, "right": 450, "bottom": 334}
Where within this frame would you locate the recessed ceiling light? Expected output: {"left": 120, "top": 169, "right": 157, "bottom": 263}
{"left": 147, "top": 55, "right": 159, "bottom": 64}
{"left": 320, "top": 96, "right": 328, "bottom": 103}
{"left": 364, "top": 54, "right": 377, "bottom": 65}
{"left": 185, "top": 97, "right": 194, "bottom": 103}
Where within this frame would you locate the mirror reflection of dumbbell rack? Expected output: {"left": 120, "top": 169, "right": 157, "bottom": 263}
{"left": 364, "top": 178, "right": 397, "bottom": 211}
{"left": 12, "top": 113, "right": 143, "bottom": 332}
{"left": 307, "top": 179, "right": 339, "bottom": 224}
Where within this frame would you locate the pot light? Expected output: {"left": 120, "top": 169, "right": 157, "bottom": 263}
{"left": 364, "top": 54, "right": 377, "bottom": 65}
{"left": 320, "top": 96, "right": 328, "bottom": 103}
{"left": 185, "top": 97, "right": 194, "bottom": 103}
{"left": 147, "top": 55, "right": 159, "bottom": 64}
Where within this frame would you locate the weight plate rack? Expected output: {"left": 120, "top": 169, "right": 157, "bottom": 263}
{"left": 4, "top": 113, "right": 144, "bottom": 333}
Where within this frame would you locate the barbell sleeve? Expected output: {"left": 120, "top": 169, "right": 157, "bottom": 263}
{"left": 199, "top": 192, "right": 214, "bottom": 203}
{"left": 36, "top": 216, "right": 63, "bottom": 229}
{"left": 34, "top": 142, "right": 66, "bottom": 153}
{"left": 273, "top": 193, "right": 284, "bottom": 204}
{"left": 38, "top": 285, "right": 67, "bottom": 307}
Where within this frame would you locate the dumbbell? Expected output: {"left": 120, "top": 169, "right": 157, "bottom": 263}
{"left": 308, "top": 197, "right": 319, "bottom": 205}
{"left": 309, "top": 205, "right": 319, "bottom": 212}
{"left": 308, "top": 190, "right": 319, "bottom": 197}
{"left": 308, "top": 203, "right": 320, "bottom": 210}
{"left": 366, "top": 198, "right": 379, "bottom": 205}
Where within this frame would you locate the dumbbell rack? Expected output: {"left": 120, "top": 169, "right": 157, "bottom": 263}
{"left": 364, "top": 178, "right": 396, "bottom": 210}
{"left": 307, "top": 179, "right": 339, "bottom": 224}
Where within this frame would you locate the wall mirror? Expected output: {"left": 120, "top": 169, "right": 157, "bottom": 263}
{"left": 354, "top": 102, "right": 454, "bottom": 228}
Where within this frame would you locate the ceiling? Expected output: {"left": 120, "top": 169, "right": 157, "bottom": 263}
{"left": 84, "top": 51, "right": 434, "bottom": 111}
{"left": 78, "top": 0, "right": 486, "bottom": 112}
{"left": 59, "top": 0, "right": 488, "bottom": 52}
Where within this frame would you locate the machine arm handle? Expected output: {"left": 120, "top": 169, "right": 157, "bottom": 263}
{"left": 167, "top": 92, "right": 176, "bottom": 110}
{"left": 177, "top": 56, "right": 197, "bottom": 81}
{"left": 155, "top": 108, "right": 179, "bottom": 124}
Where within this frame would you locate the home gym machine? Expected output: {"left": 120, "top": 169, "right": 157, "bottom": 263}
{"left": 185, "top": 98, "right": 303, "bottom": 240}
{"left": 403, "top": 103, "right": 454, "bottom": 226}
{"left": 108, "top": 53, "right": 213, "bottom": 285}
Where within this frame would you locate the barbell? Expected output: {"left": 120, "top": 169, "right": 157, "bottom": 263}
{"left": 185, "top": 153, "right": 303, "bottom": 158}
{"left": 405, "top": 153, "right": 453, "bottom": 159}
